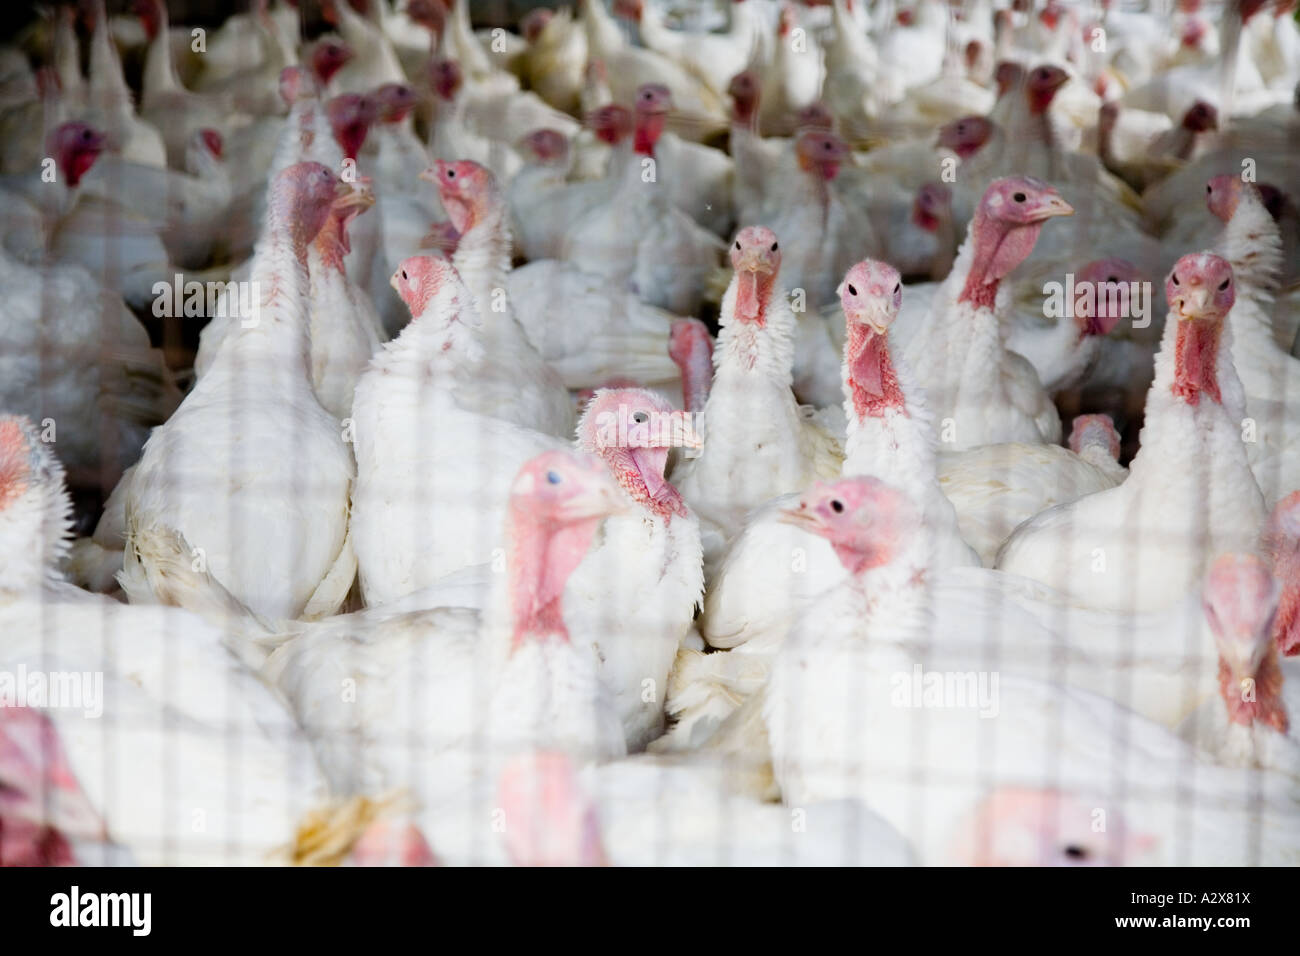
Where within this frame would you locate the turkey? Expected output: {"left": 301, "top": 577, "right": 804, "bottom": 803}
{"left": 938, "top": 414, "right": 1127, "bottom": 567}
{"left": 670, "top": 226, "right": 842, "bottom": 569}
{"left": 422, "top": 158, "right": 574, "bottom": 437}
{"left": 119, "top": 163, "right": 357, "bottom": 623}
{"left": 998, "top": 252, "right": 1267, "bottom": 613}
{"left": 764, "top": 476, "right": 1300, "bottom": 865}
{"left": 349, "top": 255, "right": 562, "bottom": 605}
{"left": 619, "top": 0, "right": 761, "bottom": 100}
{"left": 1207, "top": 174, "right": 1300, "bottom": 505}
{"left": 492, "top": 749, "right": 914, "bottom": 866}
{"left": 262, "top": 449, "right": 632, "bottom": 807}
{"left": 1177, "top": 553, "right": 1297, "bottom": 779}
{"left": 0, "top": 242, "right": 178, "bottom": 494}
{"left": 0, "top": 417, "right": 333, "bottom": 866}
{"left": 660, "top": 260, "right": 979, "bottom": 750}
{"left": 902, "top": 176, "right": 1072, "bottom": 449}
{"left": 561, "top": 84, "right": 725, "bottom": 316}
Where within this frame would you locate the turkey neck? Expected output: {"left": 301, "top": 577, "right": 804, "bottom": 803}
{"left": 675, "top": 338, "right": 714, "bottom": 414}
{"left": 506, "top": 506, "right": 602, "bottom": 653}
{"left": 716, "top": 270, "right": 794, "bottom": 383}
{"left": 842, "top": 328, "right": 937, "bottom": 483}
{"left": 218, "top": 201, "right": 317, "bottom": 380}
{"left": 450, "top": 199, "right": 524, "bottom": 347}
{"left": 1219, "top": 192, "right": 1284, "bottom": 360}
{"left": 140, "top": 0, "right": 181, "bottom": 101}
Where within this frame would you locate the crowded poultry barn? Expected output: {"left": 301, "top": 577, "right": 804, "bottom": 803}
{"left": 0, "top": 0, "right": 1296, "bottom": 869}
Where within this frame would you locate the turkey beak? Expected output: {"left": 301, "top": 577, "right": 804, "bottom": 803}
{"left": 777, "top": 501, "right": 821, "bottom": 531}
{"left": 1034, "top": 195, "right": 1074, "bottom": 220}
{"left": 418, "top": 166, "right": 440, "bottom": 186}
{"left": 333, "top": 181, "right": 356, "bottom": 202}
{"left": 735, "top": 251, "right": 774, "bottom": 275}
{"left": 1174, "top": 284, "right": 1212, "bottom": 320}
{"left": 336, "top": 184, "right": 374, "bottom": 212}
{"left": 848, "top": 308, "right": 891, "bottom": 337}
{"left": 562, "top": 474, "right": 634, "bottom": 521}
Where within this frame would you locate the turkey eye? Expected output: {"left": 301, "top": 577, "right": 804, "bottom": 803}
{"left": 632, "top": 410, "right": 649, "bottom": 424}
{"left": 446, "top": 169, "right": 455, "bottom": 178}
{"left": 1206, "top": 184, "right": 1213, "bottom": 193}
{"left": 957, "top": 124, "right": 965, "bottom": 133}
{"left": 1218, "top": 278, "right": 1230, "bottom": 290}
{"left": 770, "top": 242, "right": 778, "bottom": 251}
{"left": 1013, "top": 192, "right": 1026, "bottom": 202}
{"left": 401, "top": 270, "right": 408, "bottom": 279}
{"left": 830, "top": 499, "right": 844, "bottom": 513}
{"left": 1171, "top": 273, "right": 1180, "bottom": 285}
{"left": 847, "top": 284, "right": 858, "bottom": 296}
{"left": 1063, "top": 845, "right": 1088, "bottom": 860}
{"left": 735, "top": 241, "right": 742, "bottom": 250}
{"left": 893, "top": 283, "right": 901, "bottom": 294}
{"left": 1106, "top": 275, "right": 1117, "bottom": 283}
{"left": 546, "top": 470, "right": 562, "bottom": 485}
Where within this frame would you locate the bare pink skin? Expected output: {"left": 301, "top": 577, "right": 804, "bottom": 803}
{"left": 132, "top": 0, "right": 162, "bottom": 40}
{"left": 586, "top": 104, "right": 634, "bottom": 146}
{"left": 349, "top": 820, "right": 439, "bottom": 866}
{"left": 1073, "top": 258, "right": 1140, "bottom": 337}
{"left": 633, "top": 84, "right": 672, "bottom": 157}
{"left": 614, "top": 0, "right": 645, "bottom": 20}
{"left": 1262, "top": 492, "right": 1300, "bottom": 656}
{"left": 1181, "top": 100, "right": 1218, "bottom": 137}
{"left": 728, "top": 225, "right": 781, "bottom": 327}
{"left": 0, "top": 707, "right": 108, "bottom": 866}
{"left": 199, "top": 128, "right": 223, "bottom": 160}
{"left": 389, "top": 254, "right": 455, "bottom": 319}
{"left": 949, "top": 788, "right": 1157, "bottom": 866}
{"left": 420, "top": 159, "right": 497, "bottom": 235}
{"left": 326, "top": 93, "right": 378, "bottom": 161}
{"left": 496, "top": 753, "right": 608, "bottom": 866}
{"left": 936, "top": 116, "right": 994, "bottom": 160}
{"left": 429, "top": 58, "right": 463, "bottom": 102}
{"left": 313, "top": 178, "right": 375, "bottom": 271}
{"left": 519, "top": 129, "right": 569, "bottom": 164}
{"left": 995, "top": 61, "right": 1025, "bottom": 99}
{"left": 1067, "top": 414, "right": 1121, "bottom": 460}
{"left": 1181, "top": 17, "right": 1209, "bottom": 49}
{"left": 1165, "top": 252, "right": 1235, "bottom": 406}
{"left": 576, "top": 387, "right": 696, "bottom": 521}
{"left": 911, "top": 182, "right": 952, "bottom": 233}
{"left": 1026, "top": 64, "right": 1069, "bottom": 115}
{"left": 1204, "top": 554, "right": 1289, "bottom": 733}
{"left": 839, "top": 260, "right": 906, "bottom": 420}
{"left": 310, "top": 40, "right": 353, "bottom": 88}
{"left": 269, "top": 162, "right": 350, "bottom": 259}
{"left": 669, "top": 318, "right": 714, "bottom": 414}
{"left": 0, "top": 418, "right": 36, "bottom": 509}
{"left": 1205, "top": 173, "right": 1266, "bottom": 223}
{"left": 794, "top": 130, "right": 849, "bottom": 182}
{"left": 728, "top": 71, "right": 760, "bottom": 128}
{"left": 506, "top": 450, "right": 626, "bottom": 651}
{"left": 521, "top": 7, "right": 554, "bottom": 43}
{"left": 958, "top": 177, "right": 1074, "bottom": 310}
{"left": 374, "top": 83, "right": 417, "bottom": 124}
{"left": 46, "top": 122, "right": 106, "bottom": 188}
{"left": 405, "top": 0, "right": 447, "bottom": 37}
{"left": 793, "top": 102, "right": 834, "bottom": 132}
{"left": 779, "top": 477, "right": 918, "bottom": 576}
{"left": 279, "top": 65, "right": 313, "bottom": 107}
{"left": 419, "top": 221, "right": 461, "bottom": 255}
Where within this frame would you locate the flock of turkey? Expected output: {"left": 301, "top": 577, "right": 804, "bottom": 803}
{"left": 0, "top": 0, "right": 1298, "bottom": 866}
